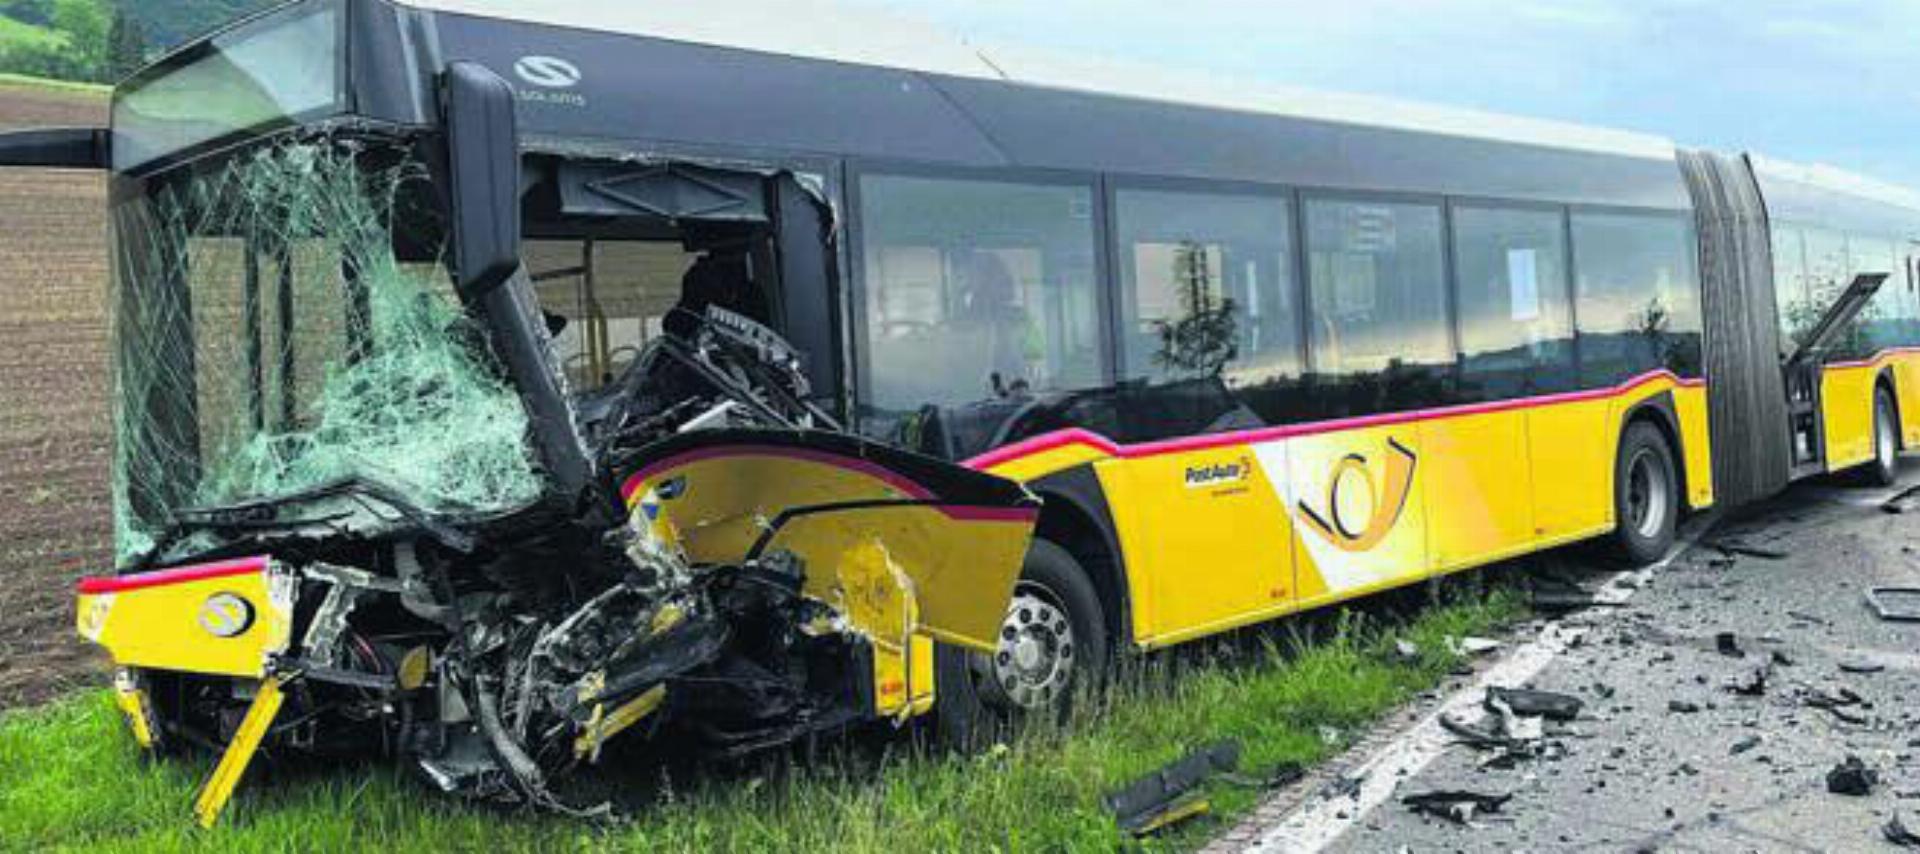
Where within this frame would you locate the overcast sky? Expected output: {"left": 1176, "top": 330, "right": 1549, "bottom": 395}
{"left": 852, "top": 0, "right": 1920, "bottom": 187}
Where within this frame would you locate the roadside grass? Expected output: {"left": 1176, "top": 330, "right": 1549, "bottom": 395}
{"left": 0, "top": 71, "right": 108, "bottom": 96}
{"left": 0, "top": 588, "right": 1524, "bottom": 853}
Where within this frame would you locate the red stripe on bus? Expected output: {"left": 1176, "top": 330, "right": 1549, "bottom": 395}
{"left": 75, "top": 555, "right": 269, "bottom": 594}
{"left": 622, "top": 445, "right": 936, "bottom": 504}
{"left": 965, "top": 369, "right": 1705, "bottom": 470}
{"left": 621, "top": 447, "right": 1036, "bottom": 525}
{"left": 1821, "top": 346, "right": 1920, "bottom": 371}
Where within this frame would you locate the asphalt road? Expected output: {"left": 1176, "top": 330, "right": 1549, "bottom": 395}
{"left": 1223, "top": 458, "right": 1920, "bottom": 853}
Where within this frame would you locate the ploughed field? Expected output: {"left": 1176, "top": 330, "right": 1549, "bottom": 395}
{"left": 0, "top": 77, "right": 110, "bottom": 709}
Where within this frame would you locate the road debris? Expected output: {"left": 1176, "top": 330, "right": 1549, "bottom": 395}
{"left": 1867, "top": 587, "right": 1920, "bottom": 622}
{"left": 1887, "top": 812, "right": 1920, "bottom": 848}
{"left": 1104, "top": 740, "right": 1241, "bottom": 836}
{"left": 1447, "top": 636, "right": 1505, "bottom": 657}
{"left": 1704, "top": 539, "right": 1788, "bottom": 560}
{"left": 1880, "top": 484, "right": 1920, "bottom": 514}
{"left": 1669, "top": 699, "right": 1701, "bottom": 714}
{"left": 1484, "top": 687, "right": 1582, "bottom": 721}
{"left": 1714, "top": 631, "right": 1745, "bottom": 658}
{"left": 1724, "top": 663, "right": 1770, "bottom": 696}
{"left": 1825, "top": 755, "right": 1879, "bottom": 796}
{"left": 1837, "top": 659, "right": 1886, "bottom": 674}
{"left": 1801, "top": 686, "right": 1871, "bottom": 724}
{"left": 1402, "top": 790, "right": 1512, "bottom": 825}
{"left": 1729, "top": 734, "right": 1762, "bottom": 755}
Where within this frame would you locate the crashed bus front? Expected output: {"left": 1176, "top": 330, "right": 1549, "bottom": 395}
{"left": 13, "top": 3, "right": 1040, "bottom": 827}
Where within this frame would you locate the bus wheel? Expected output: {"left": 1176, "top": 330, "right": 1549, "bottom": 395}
{"left": 934, "top": 539, "right": 1107, "bottom": 750}
{"left": 1609, "top": 421, "right": 1679, "bottom": 565}
{"left": 1864, "top": 387, "right": 1900, "bottom": 487}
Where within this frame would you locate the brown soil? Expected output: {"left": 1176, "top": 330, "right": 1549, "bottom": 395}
{"left": 0, "top": 80, "right": 113, "bottom": 709}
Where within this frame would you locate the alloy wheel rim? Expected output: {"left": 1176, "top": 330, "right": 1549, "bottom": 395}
{"left": 978, "top": 583, "right": 1075, "bottom": 711}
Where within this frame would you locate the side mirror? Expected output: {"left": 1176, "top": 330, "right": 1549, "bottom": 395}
{"left": 441, "top": 61, "right": 521, "bottom": 298}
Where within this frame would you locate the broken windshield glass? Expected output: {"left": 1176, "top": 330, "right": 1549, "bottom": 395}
{"left": 110, "top": 140, "right": 545, "bottom": 564}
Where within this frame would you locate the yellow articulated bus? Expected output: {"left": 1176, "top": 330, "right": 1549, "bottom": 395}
{"left": 4, "top": 0, "right": 1918, "bottom": 820}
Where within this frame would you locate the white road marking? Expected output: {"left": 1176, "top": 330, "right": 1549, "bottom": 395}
{"left": 1243, "top": 521, "right": 1715, "bottom": 854}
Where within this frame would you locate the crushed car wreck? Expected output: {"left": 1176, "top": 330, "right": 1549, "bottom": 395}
{"left": 59, "top": 56, "right": 1040, "bottom": 827}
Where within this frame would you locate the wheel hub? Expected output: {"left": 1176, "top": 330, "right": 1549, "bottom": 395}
{"left": 979, "top": 587, "right": 1075, "bottom": 710}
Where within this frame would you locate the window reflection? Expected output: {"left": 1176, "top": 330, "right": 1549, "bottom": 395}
{"left": 1451, "top": 205, "right": 1576, "bottom": 397}
{"left": 858, "top": 174, "right": 1101, "bottom": 437}
{"left": 1304, "top": 198, "right": 1451, "bottom": 416}
{"left": 1571, "top": 212, "right": 1702, "bottom": 385}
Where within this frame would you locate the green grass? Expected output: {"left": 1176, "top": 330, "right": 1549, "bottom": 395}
{"left": 0, "top": 70, "right": 108, "bottom": 96}
{"left": 0, "top": 15, "right": 63, "bottom": 50}
{"left": 0, "top": 591, "right": 1523, "bottom": 853}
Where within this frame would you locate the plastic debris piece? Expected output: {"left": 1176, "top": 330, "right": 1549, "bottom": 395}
{"left": 1837, "top": 659, "right": 1886, "bottom": 675}
{"left": 1725, "top": 664, "right": 1770, "bottom": 696}
{"left": 1826, "top": 755, "right": 1878, "bottom": 796}
{"left": 1887, "top": 812, "right": 1920, "bottom": 848}
{"left": 1715, "top": 632, "right": 1745, "bottom": 658}
{"left": 1485, "top": 687, "right": 1583, "bottom": 721}
{"left": 1704, "top": 540, "right": 1788, "bottom": 560}
{"left": 1447, "top": 636, "right": 1504, "bottom": 656}
{"left": 1669, "top": 699, "right": 1701, "bottom": 714}
{"left": 1402, "top": 789, "right": 1512, "bottom": 825}
{"left": 1103, "top": 740, "right": 1241, "bottom": 836}
{"left": 1729, "top": 734, "right": 1762, "bottom": 755}
{"left": 1867, "top": 587, "right": 1920, "bottom": 623}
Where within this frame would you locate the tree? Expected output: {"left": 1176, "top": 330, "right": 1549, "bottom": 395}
{"left": 49, "top": 0, "right": 108, "bottom": 80}
{"left": 1151, "top": 242, "right": 1239, "bottom": 377}
{"left": 105, "top": 5, "right": 144, "bottom": 80}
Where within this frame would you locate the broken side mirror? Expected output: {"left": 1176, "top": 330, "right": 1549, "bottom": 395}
{"left": 442, "top": 61, "right": 521, "bottom": 298}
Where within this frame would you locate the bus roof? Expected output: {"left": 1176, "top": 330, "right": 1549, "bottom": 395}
{"left": 399, "top": 0, "right": 1679, "bottom": 163}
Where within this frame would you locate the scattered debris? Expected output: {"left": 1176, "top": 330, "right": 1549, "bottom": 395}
{"left": 1439, "top": 713, "right": 1512, "bottom": 749}
{"left": 1825, "top": 755, "right": 1878, "bottom": 796}
{"left": 1881, "top": 484, "right": 1920, "bottom": 514}
{"left": 1801, "top": 687, "right": 1870, "bottom": 724}
{"left": 1729, "top": 734, "right": 1762, "bottom": 755}
{"left": 1724, "top": 664, "right": 1770, "bottom": 696}
{"left": 1887, "top": 812, "right": 1920, "bottom": 848}
{"left": 1447, "top": 636, "right": 1505, "bottom": 657}
{"left": 1837, "top": 659, "right": 1886, "bottom": 675}
{"left": 1669, "top": 700, "right": 1702, "bottom": 714}
{"left": 1770, "top": 649, "right": 1796, "bottom": 667}
{"left": 1867, "top": 587, "right": 1920, "bottom": 623}
{"left": 1485, "top": 687, "right": 1583, "bottom": 721}
{"left": 1402, "top": 790, "right": 1512, "bottom": 825}
{"left": 1704, "top": 540, "right": 1788, "bottom": 560}
{"left": 1104, "top": 740, "right": 1242, "bottom": 836}
{"left": 1714, "top": 632, "right": 1745, "bottom": 658}
{"left": 1394, "top": 639, "right": 1422, "bottom": 661}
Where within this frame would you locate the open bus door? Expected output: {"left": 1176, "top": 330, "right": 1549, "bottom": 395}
{"left": 1781, "top": 272, "right": 1889, "bottom": 477}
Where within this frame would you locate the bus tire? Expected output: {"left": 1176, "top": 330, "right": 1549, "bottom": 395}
{"left": 934, "top": 539, "right": 1107, "bottom": 751}
{"left": 1609, "top": 421, "right": 1679, "bottom": 565}
{"left": 1864, "top": 387, "right": 1900, "bottom": 487}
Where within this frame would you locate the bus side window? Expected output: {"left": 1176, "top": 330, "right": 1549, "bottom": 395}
{"left": 1450, "top": 204, "right": 1576, "bottom": 400}
{"left": 1571, "top": 213, "right": 1703, "bottom": 387}
{"left": 1112, "top": 186, "right": 1297, "bottom": 436}
{"left": 856, "top": 173, "right": 1102, "bottom": 436}
{"left": 1303, "top": 197, "right": 1451, "bottom": 418}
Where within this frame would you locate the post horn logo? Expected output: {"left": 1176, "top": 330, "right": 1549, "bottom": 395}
{"left": 1297, "top": 438, "right": 1418, "bottom": 553}
{"left": 198, "top": 593, "right": 256, "bottom": 639}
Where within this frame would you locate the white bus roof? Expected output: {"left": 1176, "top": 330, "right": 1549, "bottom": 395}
{"left": 400, "top": 0, "right": 1680, "bottom": 161}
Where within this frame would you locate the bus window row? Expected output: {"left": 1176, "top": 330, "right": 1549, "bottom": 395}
{"left": 855, "top": 170, "right": 1703, "bottom": 450}
{"left": 1772, "top": 225, "right": 1920, "bottom": 359}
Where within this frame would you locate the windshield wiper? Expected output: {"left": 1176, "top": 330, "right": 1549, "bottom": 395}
{"left": 132, "top": 478, "right": 478, "bottom": 571}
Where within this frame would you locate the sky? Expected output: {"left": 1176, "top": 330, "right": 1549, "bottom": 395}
{"left": 850, "top": 0, "right": 1920, "bottom": 188}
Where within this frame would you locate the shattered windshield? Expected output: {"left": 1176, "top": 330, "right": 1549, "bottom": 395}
{"left": 110, "top": 142, "right": 544, "bottom": 564}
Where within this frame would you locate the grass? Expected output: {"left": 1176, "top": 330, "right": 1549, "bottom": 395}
{"left": 0, "top": 15, "right": 62, "bottom": 50}
{"left": 0, "top": 590, "right": 1524, "bottom": 853}
{"left": 0, "top": 71, "right": 108, "bottom": 96}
